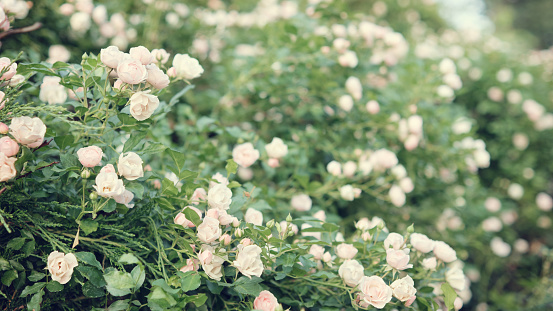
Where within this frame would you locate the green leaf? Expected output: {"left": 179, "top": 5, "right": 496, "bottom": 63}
{"left": 117, "top": 113, "right": 137, "bottom": 126}
{"left": 196, "top": 116, "right": 216, "bottom": 131}
{"left": 186, "top": 294, "right": 207, "bottom": 307}
{"left": 130, "top": 266, "right": 145, "bottom": 291}
{"left": 225, "top": 159, "right": 238, "bottom": 176}
{"left": 17, "top": 63, "right": 58, "bottom": 76}
{"left": 169, "top": 84, "right": 194, "bottom": 106}
{"left": 151, "top": 279, "right": 180, "bottom": 295}
{"left": 80, "top": 219, "right": 99, "bottom": 235}
{"left": 27, "top": 290, "right": 44, "bottom": 311}
{"left": 104, "top": 269, "right": 134, "bottom": 297}
{"left": 102, "top": 199, "right": 117, "bottom": 213}
{"left": 7, "top": 237, "right": 26, "bottom": 250}
{"left": 179, "top": 170, "right": 197, "bottom": 181}
{"left": 233, "top": 279, "right": 263, "bottom": 296}
{"left": 227, "top": 181, "right": 241, "bottom": 189}
{"left": 157, "top": 197, "right": 176, "bottom": 211}
{"left": 46, "top": 281, "right": 63, "bottom": 292}
{"left": 22, "top": 240, "right": 35, "bottom": 256}
{"left": 441, "top": 283, "right": 457, "bottom": 311}
{"left": 108, "top": 299, "right": 130, "bottom": 311}
{"left": 75, "top": 252, "right": 103, "bottom": 270}
{"left": 416, "top": 296, "right": 432, "bottom": 311}
{"left": 166, "top": 149, "right": 186, "bottom": 173}
{"left": 20, "top": 282, "right": 45, "bottom": 297}
{"left": 183, "top": 206, "right": 201, "bottom": 227}
{"left": 180, "top": 272, "right": 201, "bottom": 292}
{"left": 60, "top": 153, "right": 81, "bottom": 169}
{"left": 82, "top": 282, "right": 105, "bottom": 298}
{"left": 28, "top": 271, "right": 46, "bottom": 282}
{"left": 162, "top": 178, "right": 179, "bottom": 196}
{"left": 125, "top": 183, "right": 144, "bottom": 200}
{"left": 148, "top": 286, "right": 177, "bottom": 308}
{"left": 1, "top": 270, "right": 17, "bottom": 286}
{"left": 123, "top": 132, "right": 147, "bottom": 153}
{"left": 119, "top": 254, "right": 140, "bottom": 265}
{"left": 141, "top": 142, "right": 167, "bottom": 155}
{"left": 0, "top": 257, "right": 10, "bottom": 270}
{"left": 54, "top": 135, "right": 75, "bottom": 150}
{"left": 77, "top": 266, "right": 106, "bottom": 287}
{"left": 294, "top": 174, "right": 309, "bottom": 189}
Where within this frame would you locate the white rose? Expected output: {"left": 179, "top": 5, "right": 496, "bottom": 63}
{"left": 345, "top": 76, "right": 362, "bottom": 100}
{"left": 384, "top": 232, "right": 404, "bottom": 250}
{"left": 232, "top": 142, "right": 260, "bottom": 168}
{"left": 338, "top": 259, "right": 364, "bottom": 287}
{"left": 433, "top": 241, "right": 457, "bottom": 263}
{"left": 245, "top": 208, "right": 263, "bottom": 226}
{"left": 118, "top": 152, "right": 144, "bottom": 180}
{"left": 10, "top": 116, "right": 46, "bottom": 148}
{"left": 199, "top": 245, "right": 226, "bottom": 281}
{"left": 338, "top": 94, "right": 354, "bottom": 111}
{"left": 100, "top": 46, "right": 125, "bottom": 68}
{"left": 47, "top": 251, "right": 78, "bottom": 284}
{"left": 173, "top": 54, "right": 204, "bottom": 80}
{"left": 336, "top": 244, "right": 358, "bottom": 260}
{"left": 129, "top": 46, "right": 153, "bottom": 65}
{"left": 129, "top": 91, "right": 160, "bottom": 121}
{"left": 197, "top": 216, "right": 222, "bottom": 244}
{"left": 39, "top": 76, "right": 67, "bottom": 105}
{"left": 93, "top": 171, "right": 125, "bottom": 198}
{"left": 265, "top": 137, "right": 288, "bottom": 158}
{"left": 342, "top": 161, "right": 357, "bottom": 177}
{"left": 340, "top": 185, "right": 355, "bottom": 201}
{"left": 357, "top": 276, "right": 392, "bottom": 309}
{"left": 291, "top": 194, "right": 312, "bottom": 212}
{"left": 233, "top": 245, "right": 264, "bottom": 278}
{"left": 410, "top": 233, "right": 435, "bottom": 253}
{"left": 536, "top": 192, "right": 553, "bottom": 211}
{"left": 399, "top": 177, "right": 414, "bottom": 193}
{"left": 370, "top": 149, "right": 398, "bottom": 171}
{"left": 207, "top": 184, "right": 232, "bottom": 210}
{"left": 386, "top": 249, "right": 413, "bottom": 270}
{"left": 70, "top": 12, "right": 91, "bottom": 32}
{"left": 327, "top": 160, "right": 342, "bottom": 176}
{"left": 421, "top": 257, "right": 437, "bottom": 270}
{"left": 445, "top": 267, "right": 466, "bottom": 291}
{"left": 309, "top": 245, "right": 324, "bottom": 260}
{"left": 338, "top": 50, "right": 358, "bottom": 68}
{"left": 114, "top": 190, "right": 134, "bottom": 208}
{"left": 390, "top": 275, "right": 416, "bottom": 302}
{"left": 117, "top": 57, "right": 148, "bottom": 85}
{"left": 389, "top": 185, "right": 406, "bottom": 207}
{"left": 146, "top": 64, "right": 170, "bottom": 90}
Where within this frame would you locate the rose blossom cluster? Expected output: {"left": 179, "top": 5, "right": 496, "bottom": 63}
{"left": 0, "top": 0, "right": 30, "bottom": 32}
{"left": 100, "top": 45, "right": 203, "bottom": 121}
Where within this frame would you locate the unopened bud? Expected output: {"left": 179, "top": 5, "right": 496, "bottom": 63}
{"left": 219, "top": 234, "right": 231, "bottom": 246}
{"left": 406, "top": 223, "right": 414, "bottom": 233}
{"left": 377, "top": 221, "right": 386, "bottom": 231}
{"left": 286, "top": 214, "right": 292, "bottom": 223}
{"left": 275, "top": 222, "right": 282, "bottom": 233}
{"left": 89, "top": 192, "right": 98, "bottom": 200}
{"left": 287, "top": 230, "right": 294, "bottom": 237}
{"left": 81, "top": 169, "right": 91, "bottom": 179}
{"left": 240, "top": 238, "right": 252, "bottom": 246}
{"left": 266, "top": 219, "right": 275, "bottom": 229}
{"left": 232, "top": 218, "right": 240, "bottom": 227}
{"left": 362, "top": 232, "right": 371, "bottom": 241}
{"left": 235, "top": 228, "right": 243, "bottom": 238}
{"left": 275, "top": 304, "right": 284, "bottom": 311}
{"left": 0, "top": 122, "right": 8, "bottom": 134}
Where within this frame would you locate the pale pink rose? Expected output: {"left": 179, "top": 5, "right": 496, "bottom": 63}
{"left": 0, "top": 11, "right": 9, "bottom": 32}
{"left": 454, "top": 297, "right": 463, "bottom": 310}
{"left": 174, "top": 206, "right": 203, "bottom": 228}
{"left": 390, "top": 275, "right": 416, "bottom": 302}
{"left": 167, "top": 67, "right": 177, "bottom": 78}
{"left": 267, "top": 158, "right": 280, "bottom": 168}
{"left": 0, "top": 57, "right": 17, "bottom": 80}
{"left": 253, "top": 290, "right": 278, "bottom": 311}
{"left": 338, "top": 50, "right": 358, "bottom": 68}
{"left": 322, "top": 252, "right": 332, "bottom": 263}
{"left": 233, "top": 244, "right": 264, "bottom": 278}
{"left": 366, "top": 100, "right": 380, "bottom": 114}
{"left": 399, "top": 177, "right": 414, "bottom": 193}
{"left": 180, "top": 258, "right": 199, "bottom": 273}
{"left": 219, "top": 233, "right": 231, "bottom": 245}
{"left": 482, "top": 217, "right": 502, "bottom": 232}
{"left": 386, "top": 249, "right": 413, "bottom": 270}
{"left": 309, "top": 245, "right": 324, "bottom": 260}
{"left": 345, "top": 76, "right": 363, "bottom": 100}
{"left": 191, "top": 188, "right": 207, "bottom": 205}
{"left": 129, "top": 46, "right": 153, "bottom": 65}
{"left": 0, "top": 91, "right": 5, "bottom": 110}
{"left": 59, "top": 3, "right": 74, "bottom": 15}
{"left": 265, "top": 137, "right": 288, "bottom": 158}
{"left": 113, "top": 79, "right": 123, "bottom": 90}
{"left": 100, "top": 46, "right": 125, "bottom": 68}
{"left": 245, "top": 208, "right": 263, "bottom": 226}
{"left": 326, "top": 160, "right": 341, "bottom": 176}
{"left": 206, "top": 209, "right": 219, "bottom": 219}
{"left": 207, "top": 184, "right": 232, "bottom": 210}
{"left": 117, "top": 57, "right": 148, "bottom": 84}
{"left": 410, "top": 233, "right": 435, "bottom": 253}
{"left": 338, "top": 260, "right": 364, "bottom": 287}
{"left": 291, "top": 194, "right": 312, "bottom": 212}
{"left": 118, "top": 152, "right": 144, "bottom": 180}
{"left": 338, "top": 94, "right": 354, "bottom": 111}
{"left": 340, "top": 185, "right": 355, "bottom": 201}
{"left": 9, "top": 116, "right": 46, "bottom": 148}
{"left": 0, "top": 122, "right": 8, "bottom": 134}
{"left": 129, "top": 91, "right": 160, "bottom": 121}
{"left": 0, "top": 152, "right": 17, "bottom": 182}
{"left": 384, "top": 232, "right": 404, "bottom": 250}
{"left": 232, "top": 142, "right": 259, "bottom": 168}
{"left": 210, "top": 172, "right": 229, "bottom": 188}
{"left": 313, "top": 210, "right": 326, "bottom": 221}
{"left": 280, "top": 221, "right": 298, "bottom": 235}
{"left": 433, "top": 241, "right": 457, "bottom": 262}
{"left": 100, "top": 164, "right": 116, "bottom": 173}
{"left": 93, "top": 171, "right": 125, "bottom": 198}
{"left": 172, "top": 54, "right": 204, "bottom": 80}
{"left": 370, "top": 149, "right": 398, "bottom": 171}
{"left": 39, "top": 76, "right": 67, "bottom": 105}
{"left": 342, "top": 161, "right": 357, "bottom": 177}
{"left": 218, "top": 210, "right": 234, "bottom": 226}
{"left": 114, "top": 190, "right": 134, "bottom": 208}
{"left": 76, "top": 146, "right": 103, "bottom": 167}
{"left": 240, "top": 238, "right": 252, "bottom": 246}
{"left": 361, "top": 232, "right": 371, "bottom": 241}
{"left": 536, "top": 192, "right": 553, "bottom": 211}
{"left": 336, "top": 244, "right": 358, "bottom": 260}
{"left": 47, "top": 251, "right": 78, "bottom": 284}
{"left": 421, "top": 257, "right": 437, "bottom": 270}
{"left": 146, "top": 64, "right": 170, "bottom": 89}
{"left": 389, "top": 185, "right": 406, "bottom": 207}
{"left": 238, "top": 166, "right": 253, "bottom": 180}
{"left": 405, "top": 295, "right": 416, "bottom": 307}
{"left": 484, "top": 197, "right": 501, "bottom": 212}
{"left": 151, "top": 49, "right": 170, "bottom": 64}
{"left": 199, "top": 245, "right": 226, "bottom": 281}
{"left": 196, "top": 216, "right": 221, "bottom": 244}
{"left": 445, "top": 267, "right": 466, "bottom": 291}
{"left": 0, "top": 137, "right": 19, "bottom": 157}
{"left": 357, "top": 276, "right": 393, "bottom": 309}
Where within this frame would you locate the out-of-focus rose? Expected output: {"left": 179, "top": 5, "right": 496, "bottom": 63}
{"left": 117, "top": 57, "right": 148, "bottom": 84}
{"left": 338, "top": 50, "right": 358, "bottom": 68}
{"left": 346, "top": 76, "right": 363, "bottom": 100}
{"left": 77, "top": 146, "right": 103, "bottom": 167}
{"left": 327, "top": 160, "right": 342, "bottom": 176}
{"left": 39, "top": 76, "right": 67, "bottom": 105}
{"left": 366, "top": 100, "right": 380, "bottom": 114}
{"left": 232, "top": 143, "right": 259, "bottom": 168}
{"left": 446, "top": 267, "right": 466, "bottom": 291}
{"left": 233, "top": 244, "right": 264, "bottom": 278}
{"left": 386, "top": 249, "right": 413, "bottom": 270}
{"left": 291, "top": 194, "right": 312, "bottom": 212}
{"left": 129, "top": 91, "right": 160, "bottom": 121}
{"left": 357, "top": 276, "right": 392, "bottom": 309}
{"left": 265, "top": 137, "right": 288, "bottom": 158}
{"left": 389, "top": 185, "right": 406, "bottom": 207}
{"left": 390, "top": 275, "right": 416, "bottom": 302}
{"left": 245, "top": 208, "right": 263, "bottom": 226}
{"left": 422, "top": 257, "right": 437, "bottom": 270}
{"left": 338, "top": 259, "right": 364, "bottom": 287}
{"left": 0, "top": 152, "right": 17, "bottom": 182}
{"left": 433, "top": 241, "right": 457, "bottom": 262}
{"left": 173, "top": 54, "right": 204, "bottom": 80}
{"left": 47, "top": 251, "right": 78, "bottom": 284}
{"left": 309, "top": 245, "right": 324, "bottom": 260}
{"left": 338, "top": 94, "right": 354, "bottom": 111}
{"left": 10, "top": 116, "right": 46, "bottom": 148}
{"left": 253, "top": 290, "right": 278, "bottom": 311}
{"left": 117, "top": 152, "right": 144, "bottom": 180}
{"left": 151, "top": 49, "right": 170, "bottom": 64}
{"left": 70, "top": 12, "right": 91, "bottom": 32}
{"left": 340, "top": 185, "right": 355, "bottom": 201}
{"left": 207, "top": 184, "right": 232, "bottom": 210}
{"left": 197, "top": 216, "right": 221, "bottom": 244}
{"left": 0, "top": 137, "right": 19, "bottom": 157}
